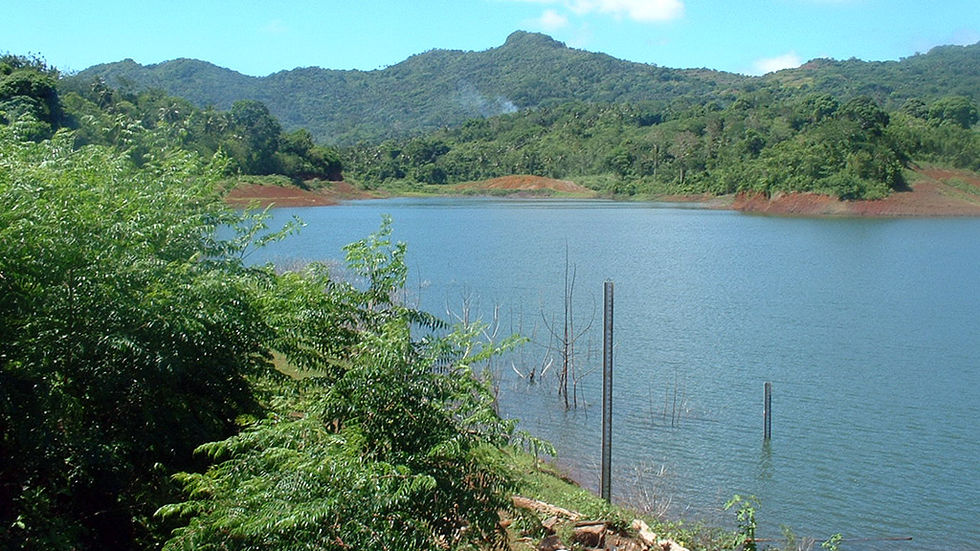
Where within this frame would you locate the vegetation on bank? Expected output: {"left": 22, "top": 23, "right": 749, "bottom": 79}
{"left": 61, "top": 33, "right": 980, "bottom": 202}
{"left": 342, "top": 90, "right": 978, "bottom": 201}
{"left": 0, "top": 114, "right": 739, "bottom": 551}
{"left": 3, "top": 54, "right": 342, "bottom": 180}
{"left": 8, "top": 48, "right": 980, "bottom": 204}
{"left": 0, "top": 108, "right": 529, "bottom": 549}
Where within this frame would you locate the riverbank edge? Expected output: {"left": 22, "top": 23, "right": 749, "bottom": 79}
{"left": 501, "top": 448, "right": 732, "bottom": 550}
{"left": 224, "top": 166, "right": 980, "bottom": 218}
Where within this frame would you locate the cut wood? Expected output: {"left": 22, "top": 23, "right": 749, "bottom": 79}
{"left": 511, "top": 495, "right": 583, "bottom": 520}
{"left": 631, "top": 519, "right": 659, "bottom": 547}
{"left": 573, "top": 523, "right": 606, "bottom": 548}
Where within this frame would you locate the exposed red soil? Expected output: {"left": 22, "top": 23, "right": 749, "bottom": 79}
{"left": 224, "top": 181, "right": 376, "bottom": 207}
{"left": 733, "top": 167, "right": 980, "bottom": 217}
{"left": 453, "top": 174, "right": 594, "bottom": 195}
{"left": 224, "top": 168, "right": 980, "bottom": 218}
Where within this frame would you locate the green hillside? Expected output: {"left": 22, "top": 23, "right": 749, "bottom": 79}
{"left": 70, "top": 31, "right": 744, "bottom": 145}
{"left": 68, "top": 32, "right": 978, "bottom": 146}
{"left": 765, "top": 43, "right": 980, "bottom": 109}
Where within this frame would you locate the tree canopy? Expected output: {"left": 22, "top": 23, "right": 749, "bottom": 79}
{"left": 1, "top": 102, "right": 528, "bottom": 549}
{"left": 342, "top": 88, "right": 978, "bottom": 200}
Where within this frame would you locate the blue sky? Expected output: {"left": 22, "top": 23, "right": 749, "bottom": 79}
{"left": 6, "top": 0, "right": 979, "bottom": 76}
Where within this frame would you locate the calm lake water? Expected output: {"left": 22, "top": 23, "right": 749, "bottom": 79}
{"left": 251, "top": 197, "right": 979, "bottom": 549}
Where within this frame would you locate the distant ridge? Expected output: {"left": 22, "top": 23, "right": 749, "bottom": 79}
{"left": 69, "top": 32, "right": 979, "bottom": 145}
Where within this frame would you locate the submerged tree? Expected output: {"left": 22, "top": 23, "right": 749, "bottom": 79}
{"left": 541, "top": 246, "right": 595, "bottom": 409}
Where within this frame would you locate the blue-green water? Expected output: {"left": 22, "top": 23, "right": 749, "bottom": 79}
{"left": 252, "top": 197, "right": 979, "bottom": 549}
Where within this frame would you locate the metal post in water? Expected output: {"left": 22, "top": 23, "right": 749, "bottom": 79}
{"left": 600, "top": 280, "right": 614, "bottom": 503}
{"left": 764, "top": 382, "right": 772, "bottom": 441}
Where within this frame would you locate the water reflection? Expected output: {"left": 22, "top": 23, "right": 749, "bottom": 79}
{"left": 759, "top": 440, "right": 773, "bottom": 481}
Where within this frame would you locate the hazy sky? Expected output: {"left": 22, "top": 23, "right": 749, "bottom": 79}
{"left": 6, "top": 0, "right": 979, "bottom": 76}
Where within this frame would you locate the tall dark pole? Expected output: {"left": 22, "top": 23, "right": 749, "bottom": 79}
{"left": 601, "top": 280, "right": 614, "bottom": 503}
{"left": 764, "top": 382, "right": 772, "bottom": 441}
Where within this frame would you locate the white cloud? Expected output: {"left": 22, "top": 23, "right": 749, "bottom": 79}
{"left": 261, "top": 19, "right": 288, "bottom": 35}
{"left": 577, "top": 0, "right": 685, "bottom": 22}
{"left": 751, "top": 52, "right": 802, "bottom": 74}
{"left": 537, "top": 9, "right": 570, "bottom": 31}
{"left": 512, "top": 0, "right": 684, "bottom": 23}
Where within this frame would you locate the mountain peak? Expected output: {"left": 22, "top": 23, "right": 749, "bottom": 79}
{"left": 503, "top": 31, "right": 566, "bottom": 49}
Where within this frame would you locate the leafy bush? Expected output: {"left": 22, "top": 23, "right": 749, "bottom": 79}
{"left": 0, "top": 126, "right": 286, "bottom": 549}
{"left": 158, "top": 220, "right": 523, "bottom": 550}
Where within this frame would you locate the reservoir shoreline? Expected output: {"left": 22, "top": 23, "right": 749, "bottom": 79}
{"left": 225, "top": 166, "right": 980, "bottom": 217}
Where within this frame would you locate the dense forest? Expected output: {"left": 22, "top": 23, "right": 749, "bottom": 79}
{"left": 1, "top": 54, "right": 342, "bottom": 180}
{"left": 72, "top": 32, "right": 980, "bottom": 146}
{"left": 1, "top": 33, "right": 979, "bottom": 549}
{"left": 342, "top": 85, "right": 979, "bottom": 200}
{"left": 71, "top": 31, "right": 744, "bottom": 145}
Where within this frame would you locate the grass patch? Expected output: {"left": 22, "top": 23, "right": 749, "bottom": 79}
{"left": 946, "top": 177, "right": 980, "bottom": 197}
{"left": 502, "top": 448, "right": 734, "bottom": 550}
{"left": 220, "top": 174, "right": 296, "bottom": 188}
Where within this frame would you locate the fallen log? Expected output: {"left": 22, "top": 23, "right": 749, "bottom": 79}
{"left": 631, "top": 519, "right": 659, "bottom": 547}
{"left": 511, "top": 495, "right": 583, "bottom": 520}
{"left": 573, "top": 522, "right": 606, "bottom": 548}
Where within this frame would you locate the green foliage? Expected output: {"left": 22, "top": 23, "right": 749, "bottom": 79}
{"left": 0, "top": 55, "right": 344, "bottom": 181}
{"left": 927, "top": 95, "right": 979, "bottom": 129}
{"left": 821, "top": 532, "right": 843, "bottom": 551}
{"left": 840, "top": 96, "right": 889, "bottom": 134}
{"left": 888, "top": 110, "right": 980, "bottom": 170}
{"left": 0, "top": 127, "right": 287, "bottom": 549}
{"left": 52, "top": 75, "right": 345, "bottom": 179}
{"left": 0, "top": 54, "right": 62, "bottom": 139}
{"left": 724, "top": 494, "right": 759, "bottom": 551}
{"left": 228, "top": 99, "right": 282, "bottom": 174}
{"left": 67, "top": 31, "right": 741, "bottom": 146}
{"left": 67, "top": 35, "right": 978, "bottom": 147}
{"left": 48, "top": 35, "right": 980, "bottom": 198}
{"left": 157, "top": 219, "right": 522, "bottom": 551}
{"left": 277, "top": 128, "right": 343, "bottom": 180}
{"left": 764, "top": 42, "right": 980, "bottom": 110}
{"left": 0, "top": 116, "right": 529, "bottom": 549}
{"left": 345, "top": 90, "right": 912, "bottom": 200}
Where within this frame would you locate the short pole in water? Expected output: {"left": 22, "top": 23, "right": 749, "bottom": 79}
{"left": 764, "top": 382, "right": 772, "bottom": 441}
{"left": 600, "top": 280, "right": 614, "bottom": 503}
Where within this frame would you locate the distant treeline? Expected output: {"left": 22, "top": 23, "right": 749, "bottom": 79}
{"left": 4, "top": 49, "right": 979, "bottom": 202}
{"left": 1, "top": 54, "right": 342, "bottom": 181}
{"left": 343, "top": 88, "right": 979, "bottom": 200}
{"left": 69, "top": 33, "right": 980, "bottom": 147}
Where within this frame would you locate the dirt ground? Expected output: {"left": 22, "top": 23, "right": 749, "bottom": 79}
{"left": 733, "top": 167, "right": 980, "bottom": 217}
{"left": 452, "top": 174, "right": 594, "bottom": 194}
{"left": 224, "top": 181, "right": 375, "bottom": 207}
{"left": 224, "top": 168, "right": 980, "bottom": 217}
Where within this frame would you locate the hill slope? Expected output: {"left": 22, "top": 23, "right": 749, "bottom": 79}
{"left": 69, "top": 31, "right": 744, "bottom": 145}
{"left": 69, "top": 32, "right": 979, "bottom": 146}
{"left": 766, "top": 42, "right": 980, "bottom": 109}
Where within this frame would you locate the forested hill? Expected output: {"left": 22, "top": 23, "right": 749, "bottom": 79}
{"left": 68, "top": 32, "right": 978, "bottom": 146}
{"left": 768, "top": 42, "right": 980, "bottom": 108}
{"left": 68, "top": 31, "right": 739, "bottom": 145}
